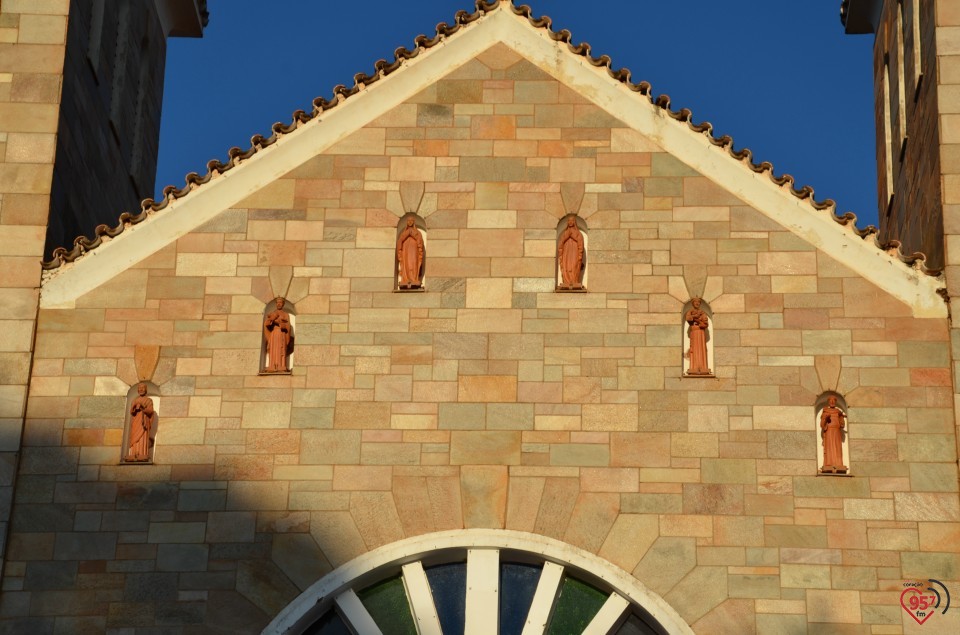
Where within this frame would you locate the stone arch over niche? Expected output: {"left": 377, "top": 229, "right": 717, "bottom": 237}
{"left": 556, "top": 214, "right": 588, "bottom": 291}
{"left": 260, "top": 298, "right": 296, "bottom": 375}
{"left": 396, "top": 213, "right": 427, "bottom": 291}
{"left": 120, "top": 381, "right": 160, "bottom": 464}
{"left": 681, "top": 298, "right": 714, "bottom": 378}
{"left": 815, "top": 391, "right": 850, "bottom": 475}
{"left": 264, "top": 529, "right": 692, "bottom": 635}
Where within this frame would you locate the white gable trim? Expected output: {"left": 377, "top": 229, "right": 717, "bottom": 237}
{"left": 41, "top": 7, "right": 946, "bottom": 317}
{"left": 41, "top": 9, "right": 515, "bottom": 308}
{"left": 494, "top": 13, "right": 945, "bottom": 318}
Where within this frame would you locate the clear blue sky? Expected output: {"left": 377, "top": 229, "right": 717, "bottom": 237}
{"left": 157, "top": 1, "right": 879, "bottom": 226}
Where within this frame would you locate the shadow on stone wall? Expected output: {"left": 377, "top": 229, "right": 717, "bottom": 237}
{"left": 2, "top": 441, "right": 355, "bottom": 634}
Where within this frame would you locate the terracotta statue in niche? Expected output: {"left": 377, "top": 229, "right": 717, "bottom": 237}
{"left": 396, "top": 217, "right": 424, "bottom": 289}
{"left": 125, "top": 383, "right": 156, "bottom": 462}
{"left": 557, "top": 216, "right": 585, "bottom": 290}
{"left": 819, "top": 396, "right": 848, "bottom": 474}
{"left": 263, "top": 297, "right": 293, "bottom": 373}
{"left": 684, "top": 297, "right": 712, "bottom": 376}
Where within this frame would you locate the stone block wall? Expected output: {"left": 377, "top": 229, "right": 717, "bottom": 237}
{"left": 5, "top": 44, "right": 960, "bottom": 632}
{"left": 0, "top": 0, "right": 68, "bottom": 582}
{"left": 938, "top": 1, "right": 960, "bottom": 292}
{"left": 933, "top": 4, "right": 960, "bottom": 584}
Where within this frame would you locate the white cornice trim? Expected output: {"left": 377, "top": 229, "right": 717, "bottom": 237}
{"left": 41, "top": 9, "right": 512, "bottom": 308}
{"left": 491, "top": 11, "right": 944, "bottom": 317}
{"left": 41, "top": 7, "right": 946, "bottom": 317}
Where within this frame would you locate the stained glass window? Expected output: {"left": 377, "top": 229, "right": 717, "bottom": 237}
{"left": 298, "top": 548, "right": 669, "bottom": 634}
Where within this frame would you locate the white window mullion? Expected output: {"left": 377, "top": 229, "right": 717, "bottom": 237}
{"left": 465, "top": 548, "right": 500, "bottom": 635}
{"left": 581, "top": 593, "right": 630, "bottom": 635}
{"left": 521, "top": 561, "right": 564, "bottom": 635}
{"left": 334, "top": 589, "right": 384, "bottom": 635}
{"left": 402, "top": 561, "right": 444, "bottom": 635}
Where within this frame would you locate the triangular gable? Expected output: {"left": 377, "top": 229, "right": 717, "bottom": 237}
{"left": 40, "top": 1, "right": 946, "bottom": 317}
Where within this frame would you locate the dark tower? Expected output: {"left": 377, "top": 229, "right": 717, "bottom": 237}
{"left": 842, "top": 0, "right": 954, "bottom": 274}
{"left": 45, "top": 0, "right": 209, "bottom": 257}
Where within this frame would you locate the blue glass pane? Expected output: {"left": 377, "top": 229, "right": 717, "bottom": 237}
{"left": 546, "top": 576, "right": 607, "bottom": 635}
{"left": 425, "top": 562, "right": 466, "bottom": 635}
{"left": 615, "top": 612, "right": 664, "bottom": 635}
{"left": 303, "top": 609, "right": 352, "bottom": 635}
{"left": 357, "top": 575, "right": 418, "bottom": 635}
{"left": 500, "top": 562, "right": 542, "bottom": 635}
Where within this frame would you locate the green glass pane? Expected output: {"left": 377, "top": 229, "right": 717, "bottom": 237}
{"left": 357, "top": 575, "right": 418, "bottom": 635}
{"left": 546, "top": 576, "right": 608, "bottom": 635}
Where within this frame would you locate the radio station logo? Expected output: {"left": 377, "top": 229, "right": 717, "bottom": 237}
{"left": 900, "top": 579, "right": 951, "bottom": 625}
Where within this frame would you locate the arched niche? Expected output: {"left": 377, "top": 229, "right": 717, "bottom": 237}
{"left": 120, "top": 381, "right": 160, "bottom": 464}
{"left": 264, "top": 529, "right": 691, "bottom": 635}
{"left": 396, "top": 213, "right": 427, "bottom": 291}
{"left": 556, "top": 214, "right": 588, "bottom": 291}
{"left": 260, "top": 297, "right": 296, "bottom": 375}
{"left": 681, "top": 297, "right": 714, "bottom": 378}
{"left": 815, "top": 391, "right": 851, "bottom": 476}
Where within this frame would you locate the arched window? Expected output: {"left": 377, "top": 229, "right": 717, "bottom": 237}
{"left": 881, "top": 54, "right": 895, "bottom": 219}
{"left": 396, "top": 213, "right": 427, "bottom": 291}
{"left": 556, "top": 214, "right": 587, "bottom": 291}
{"left": 108, "top": 1, "right": 132, "bottom": 136}
{"left": 908, "top": 0, "right": 923, "bottom": 99}
{"left": 682, "top": 298, "right": 713, "bottom": 378}
{"left": 266, "top": 530, "right": 689, "bottom": 635}
{"left": 815, "top": 392, "right": 850, "bottom": 476}
{"left": 261, "top": 297, "right": 295, "bottom": 374}
{"left": 87, "top": 0, "right": 106, "bottom": 75}
{"left": 121, "top": 381, "right": 159, "bottom": 464}
{"left": 894, "top": 1, "right": 908, "bottom": 148}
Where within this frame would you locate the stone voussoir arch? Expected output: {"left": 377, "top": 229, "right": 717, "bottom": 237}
{"left": 264, "top": 528, "right": 693, "bottom": 634}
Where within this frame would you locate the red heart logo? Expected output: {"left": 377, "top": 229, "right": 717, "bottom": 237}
{"left": 900, "top": 587, "right": 935, "bottom": 625}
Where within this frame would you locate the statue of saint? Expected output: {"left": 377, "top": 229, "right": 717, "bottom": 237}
{"left": 125, "top": 383, "right": 156, "bottom": 462}
{"left": 819, "top": 396, "right": 848, "bottom": 474}
{"left": 684, "top": 297, "right": 712, "bottom": 376}
{"left": 263, "top": 297, "right": 293, "bottom": 373}
{"left": 557, "top": 216, "right": 585, "bottom": 289}
{"left": 396, "top": 217, "right": 424, "bottom": 289}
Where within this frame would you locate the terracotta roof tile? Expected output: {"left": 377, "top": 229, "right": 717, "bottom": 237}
{"left": 40, "top": 0, "right": 940, "bottom": 278}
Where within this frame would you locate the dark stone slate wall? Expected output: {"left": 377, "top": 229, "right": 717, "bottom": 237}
{"left": 45, "top": 0, "right": 168, "bottom": 257}
{"left": 874, "top": 0, "right": 944, "bottom": 268}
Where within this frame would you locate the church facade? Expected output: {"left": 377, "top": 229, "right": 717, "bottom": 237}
{"left": 1, "top": 1, "right": 958, "bottom": 632}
